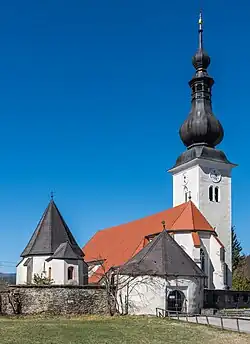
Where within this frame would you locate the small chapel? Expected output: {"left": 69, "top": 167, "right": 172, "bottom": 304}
{"left": 16, "top": 199, "right": 88, "bottom": 286}
{"left": 16, "top": 13, "right": 236, "bottom": 315}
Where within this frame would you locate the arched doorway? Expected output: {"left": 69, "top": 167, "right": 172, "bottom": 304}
{"left": 167, "top": 290, "right": 185, "bottom": 313}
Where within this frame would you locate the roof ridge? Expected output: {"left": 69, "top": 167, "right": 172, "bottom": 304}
{"left": 49, "top": 202, "right": 53, "bottom": 254}
{"left": 190, "top": 201, "right": 195, "bottom": 230}
{"left": 162, "top": 231, "right": 167, "bottom": 274}
{"left": 96, "top": 203, "right": 187, "bottom": 234}
{"left": 23, "top": 204, "right": 50, "bottom": 255}
{"left": 169, "top": 201, "right": 189, "bottom": 229}
{"left": 128, "top": 233, "right": 163, "bottom": 265}
{"left": 164, "top": 228, "right": 205, "bottom": 276}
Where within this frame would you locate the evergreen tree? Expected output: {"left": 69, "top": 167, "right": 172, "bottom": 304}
{"left": 232, "top": 226, "right": 243, "bottom": 272}
{"left": 232, "top": 258, "right": 250, "bottom": 291}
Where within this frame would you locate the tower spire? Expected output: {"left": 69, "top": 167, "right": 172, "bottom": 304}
{"left": 192, "top": 11, "right": 210, "bottom": 73}
{"left": 198, "top": 10, "right": 203, "bottom": 49}
{"left": 178, "top": 12, "right": 224, "bottom": 150}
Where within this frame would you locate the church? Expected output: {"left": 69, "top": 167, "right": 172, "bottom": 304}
{"left": 16, "top": 13, "right": 236, "bottom": 314}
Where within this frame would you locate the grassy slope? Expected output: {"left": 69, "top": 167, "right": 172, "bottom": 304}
{"left": 0, "top": 316, "right": 249, "bottom": 344}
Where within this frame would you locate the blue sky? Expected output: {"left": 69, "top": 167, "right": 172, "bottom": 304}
{"left": 0, "top": 1, "right": 249, "bottom": 272}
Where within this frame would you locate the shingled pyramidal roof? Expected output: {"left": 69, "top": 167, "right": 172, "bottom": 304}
{"left": 21, "top": 200, "right": 84, "bottom": 259}
{"left": 119, "top": 230, "right": 205, "bottom": 278}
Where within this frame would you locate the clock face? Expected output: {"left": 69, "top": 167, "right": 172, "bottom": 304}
{"left": 209, "top": 169, "right": 221, "bottom": 183}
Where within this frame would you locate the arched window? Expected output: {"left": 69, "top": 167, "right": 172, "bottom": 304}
{"left": 200, "top": 249, "right": 205, "bottom": 272}
{"left": 209, "top": 186, "right": 213, "bottom": 201}
{"left": 48, "top": 267, "right": 52, "bottom": 280}
{"left": 68, "top": 266, "right": 74, "bottom": 280}
{"left": 214, "top": 187, "right": 220, "bottom": 202}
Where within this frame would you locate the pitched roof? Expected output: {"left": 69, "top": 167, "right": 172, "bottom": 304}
{"left": 119, "top": 230, "right": 205, "bottom": 278}
{"left": 83, "top": 201, "right": 214, "bottom": 282}
{"left": 49, "top": 242, "right": 82, "bottom": 260}
{"left": 21, "top": 200, "right": 84, "bottom": 258}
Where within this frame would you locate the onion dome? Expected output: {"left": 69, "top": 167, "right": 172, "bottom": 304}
{"left": 179, "top": 12, "right": 224, "bottom": 149}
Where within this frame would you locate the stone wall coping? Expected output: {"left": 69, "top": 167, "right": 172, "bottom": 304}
{"left": 1, "top": 284, "right": 105, "bottom": 290}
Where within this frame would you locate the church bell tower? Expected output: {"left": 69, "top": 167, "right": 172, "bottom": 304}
{"left": 168, "top": 13, "right": 236, "bottom": 287}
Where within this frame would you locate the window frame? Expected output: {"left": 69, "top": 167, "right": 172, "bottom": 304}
{"left": 209, "top": 185, "right": 214, "bottom": 202}
{"left": 67, "top": 266, "right": 74, "bottom": 280}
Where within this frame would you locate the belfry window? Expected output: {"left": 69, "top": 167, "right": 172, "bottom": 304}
{"left": 197, "top": 84, "right": 202, "bottom": 91}
{"left": 68, "top": 266, "right": 74, "bottom": 280}
{"left": 214, "top": 187, "right": 220, "bottom": 203}
{"left": 200, "top": 249, "right": 205, "bottom": 272}
{"left": 209, "top": 186, "right": 213, "bottom": 201}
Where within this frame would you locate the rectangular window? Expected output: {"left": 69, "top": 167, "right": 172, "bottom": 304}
{"left": 224, "top": 263, "right": 228, "bottom": 286}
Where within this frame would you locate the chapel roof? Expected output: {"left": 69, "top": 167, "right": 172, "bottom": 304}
{"left": 83, "top": 201, "right": 214, "bottom": 282}
{"left": 119, "top": 230, "right": 205, "bottom": 278}
{"left": 49, "top": 241, "right": 83, "bottom": 260}
{"left": 21, "top": 200, "right": 84, "bottom": 259}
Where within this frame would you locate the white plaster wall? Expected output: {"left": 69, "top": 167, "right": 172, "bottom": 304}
{"left": 32, "top": 256, "right": 50, "bottom": 276}
{"left": 209, "top": 235, "right": 225, "bottom": 290}
{"left": 49, "top": 259, "right": 65, "bottom": 284}
{"left": 16, "top": 256, "right": 85, "bottom": 285}
{"left": 198, "top": 162, "right": 232, "bottom": 286}
{"left": 173, "top": 233, "right": 194, "bottom": 259}
{"left": 172, "top": 165, "right": 199, "bottom": 208}
{"left": 172, "top": 231, "right": 224, "bottom": 290}
{"left": 16, "top": 259, "right": 27, "bottom": 285}
{"left": 16, "top": 256, "right": 50, "bottom": 285}
{"left": 118, "top": 276, "right": 165, "bottom": 315}
{"left": 198, "top": 232, "right": 213, "bottom": 288}
{"left": 117, "top": 275, "right": 203, "bottom": 315}
{"left": 170, "top": 159, "right": 233, "bottom": 287}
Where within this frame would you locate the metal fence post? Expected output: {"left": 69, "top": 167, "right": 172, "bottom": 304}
{"left": 206, "top": 315, "right": 209, "bottom": 325}
{"left": 236, "top": 318, "right": 240, "bottom": 333}
{"left": 220, "top": 317, "right": 224, "bottom": 330}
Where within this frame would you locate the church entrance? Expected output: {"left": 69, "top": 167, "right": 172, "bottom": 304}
{"left": 167, "top": 290, "right": 185, "bottom": 313}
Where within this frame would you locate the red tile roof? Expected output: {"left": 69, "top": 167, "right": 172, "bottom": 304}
{"left": 192, "top": 232, "right": 201, "bottom": 247}
{"left": 83, "top": 201, "right": 214, "bottom": 282}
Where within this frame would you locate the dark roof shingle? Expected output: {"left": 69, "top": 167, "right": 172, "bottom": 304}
{"left": 119, "top": 230, "right": 206, "bottom": 278}
{"left": 21, "top": 200, "right": 83, "bottom": 259}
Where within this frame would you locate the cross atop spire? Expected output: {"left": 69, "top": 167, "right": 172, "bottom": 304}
{"left": 50, "top": 191, "right": 54, "bottom": 201}
{"left": 198, "top": 10, "right": 203, "bottom": 49}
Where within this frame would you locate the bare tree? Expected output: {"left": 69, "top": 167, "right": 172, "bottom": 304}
{"left": 89, "top": 257, "right": 164, "bottom": 315}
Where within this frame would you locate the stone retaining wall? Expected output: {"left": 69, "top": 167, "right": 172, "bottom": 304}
{"left": 0, "top": 285, "right": 111, "bottom": 315}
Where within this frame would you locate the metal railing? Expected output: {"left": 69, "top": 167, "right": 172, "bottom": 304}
{"left": 156, "top": 308, "right": 250, "bottom": 334}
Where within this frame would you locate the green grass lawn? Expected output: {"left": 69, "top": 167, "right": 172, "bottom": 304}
{"left": 0, "top": 315, "right": 249, "bottom": 344}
